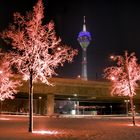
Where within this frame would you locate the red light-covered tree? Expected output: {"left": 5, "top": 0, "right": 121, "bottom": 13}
{"left": 104, "top": 51, "right": 140, "bottom": 126}
{"left": 2, "top": 0, "right": 77, "bottom": 132}
{"left": 0, "top": 51, "right": 21, "bottom": 101}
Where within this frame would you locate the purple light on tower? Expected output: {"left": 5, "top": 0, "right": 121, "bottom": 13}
{"left": 77, "top": 16, "right": 91, "bottom": 80}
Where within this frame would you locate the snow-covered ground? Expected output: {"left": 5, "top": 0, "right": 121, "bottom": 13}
{"left": 0, "top": 115, "right": 140, "bottom": 140}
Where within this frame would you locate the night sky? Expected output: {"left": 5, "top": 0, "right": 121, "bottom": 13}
{"left": 1, "top": 0, "right": 140, "bottom": 80}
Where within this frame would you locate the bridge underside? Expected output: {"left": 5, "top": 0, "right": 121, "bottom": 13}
{"left": 2, "top": 78, "right": 140, "bottom": 115}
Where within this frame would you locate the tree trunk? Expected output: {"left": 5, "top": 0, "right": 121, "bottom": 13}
{"left": 29, "top": 71, "right": 33, "bottom": 132}
{"left": 130, "top": 96, "right": 135, "bottom": 126}
{"left": 124, "top": 52, "right": 136, "bottom": 126}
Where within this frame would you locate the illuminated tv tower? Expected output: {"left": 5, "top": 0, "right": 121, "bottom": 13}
{"left": 77, "top": 16, "right": 91, "bottom": 80}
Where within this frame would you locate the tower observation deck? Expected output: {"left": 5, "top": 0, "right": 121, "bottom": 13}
{"left": 77, "top": 16, "right": 91, "bottom": 80}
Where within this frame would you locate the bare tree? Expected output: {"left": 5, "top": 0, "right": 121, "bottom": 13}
{"left": 104, "top": 51, "right": 140, "bottom": 125}
{"left": 0, "top": 50, "right": 21, "bottom": 101}
{"left": 2, "top": 0, "right": 77, "bottom": 132}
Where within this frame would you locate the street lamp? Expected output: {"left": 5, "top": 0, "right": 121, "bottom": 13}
{"left": 38, "top": 96, "right": 42, "bottom": 115}
{"left": 124, "top": 99, "right": 130, "bottom": 116}
{"left": 110, "top": 76, "right": 116, "bottom": 81}
{"left": 110, "top": 105, "right": 112, "bottom": 114}
{"left": 110, "top": 55, "right": 115, "bottom": 60}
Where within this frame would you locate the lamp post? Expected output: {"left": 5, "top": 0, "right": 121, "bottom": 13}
{"left": 38, "top": 96, "right": 42, "bottom": 115}
{"left": 124, "top": 99, "right": 130, "bottom": 116}
{"left": 110, "top": 105, "right": 112, "bottom": 114}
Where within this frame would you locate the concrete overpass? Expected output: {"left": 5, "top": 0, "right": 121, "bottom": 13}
{"left": 2, "top": 77, "right": 140, "bottom": 115}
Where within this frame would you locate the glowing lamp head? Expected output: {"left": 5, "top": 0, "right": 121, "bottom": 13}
{"left": 110, "top": 76, "right": 116, "bottom": 81}
{"left": 57, "top": 47, "right": 61, "bottom": 51}
{"left": 110, "top": 55, "right": 115, "bottom": 60}
{"left": 77, "top": 75, "right": 81, "bottom": 78}
{"left": 110, "top": 55, "right": 117, "bottom": 61}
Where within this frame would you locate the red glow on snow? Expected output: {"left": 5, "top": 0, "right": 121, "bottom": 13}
{"left": 127, "top": 124, "right": 140, "bottom": 127}
{"left": 0, "top": 117, "right": 10, "bottom": 120}
{"left": 33, "top": 130, "right": 59, "bottom": 135}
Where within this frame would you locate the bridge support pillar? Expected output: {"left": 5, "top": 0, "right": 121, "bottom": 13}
{"left": 47, "top": 94, "right": 54, "bottom": 116}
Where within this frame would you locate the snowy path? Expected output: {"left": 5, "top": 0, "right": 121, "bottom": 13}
{"left": 0, "top": 115, "right": 140, "bottom": 140}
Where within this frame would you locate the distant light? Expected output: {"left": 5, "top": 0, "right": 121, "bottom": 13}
{"left": 77, "top": 75, "right": 81, "bottom": 78}
{"left": 110, "top": 55, "right": 115, "bottom": 60}
{"left": 71, "top": 110, "right": 76, "bottom": 115}
{"left": 110, "top": 55, "right": 117, "bottom": 61}
{"left": 124, "top": 99, "right": 130, "bottom": 103}
{"left": 74, "top": 94, "right": 77, "bottom": 97}
{"left": 0, "top": 71, "right": 3, "bottom": 74}
{"left": 33, "top": 130, "right": 59, "bottom": 135}
{"left": 68, "top": 98, "right": 71, "bottom": 100}
{"left": 39, "top": 96, "right": 42, "bottom": 99}
{"left": 57, "top": 47, "right": 61, "bottom": 51}
{"left": 23, "top": 75, "right": 29, "bottom": 81}
{"left": 110, "top": 76, "right": 115, "bottom": 81}
{"left": 91, "top": 97, "right": 96, "bottom": 99}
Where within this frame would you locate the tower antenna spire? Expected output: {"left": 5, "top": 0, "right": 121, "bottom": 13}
{"left": 83, "top": 16, "right": 86, "bottom": 31}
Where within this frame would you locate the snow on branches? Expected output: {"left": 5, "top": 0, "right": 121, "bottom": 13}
{"left": 104, "top": 51, "right": 140, "bottom": 97}
{"left": 0, "top": 51, "right": 21, "bottom": 101}
{"left": 2, "top": 0, "right": 77, "bottom": 85}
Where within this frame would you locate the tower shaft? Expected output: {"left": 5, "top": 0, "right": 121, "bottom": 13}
{"left": 82, "top": 48, "right": 87, "bottom": 80}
